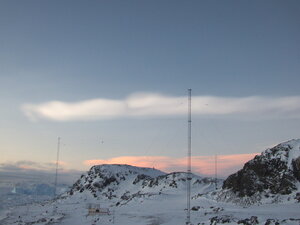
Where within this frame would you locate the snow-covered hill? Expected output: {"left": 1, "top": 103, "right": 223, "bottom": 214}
{"left": 67, "top": 164, "right": 220, "bottom": 206}
{"left": 218, "top": 139, "right": 300, "bottom": 205}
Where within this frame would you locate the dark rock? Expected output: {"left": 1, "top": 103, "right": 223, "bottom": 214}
{"left": 191, "top": 206, "right": 200, "bottom": 211}
{"left": 238, "top": 216, "right": 259, "bottom": 225}
{"left": 210, "top": 215, "right": 233, "bottom": 224}
{"left": 292, "top": 157, "right": 300, "bottom": 181}
{"left": 264, "top": 219, "right": 279, "bottom": 225}
{"left": 295, "top": 192, "right": 300, "bottom": 202}
{"left": 132, "top": 174, "right": 151, "bottom": 184}
{"left": 222, "top": 142, "right": 299, "bottom": 197}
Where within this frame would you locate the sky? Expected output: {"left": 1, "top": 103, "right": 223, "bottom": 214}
{"left": 1, "top": 0, "right": 300, "bottom": 178}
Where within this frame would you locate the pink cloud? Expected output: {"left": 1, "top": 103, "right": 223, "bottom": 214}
{"left": 83, "top": 153, "right": 258, "bottom": 177}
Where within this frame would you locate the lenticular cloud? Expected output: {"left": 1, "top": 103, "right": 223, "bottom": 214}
{"left": 21, "top": 93, "right": 300, "bottom": 121}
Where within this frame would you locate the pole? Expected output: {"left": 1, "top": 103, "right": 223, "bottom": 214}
{"left": 112, "top": 209, "right": 115, "bottom": 224}
{"left": 186, "top": 89, "right": 192, "bottom": 225}
{"left": 54, "top": 137, "right": 60, "bottom": 197}
{"left": 215, "top": 154, "right": 217, "bottom": 190}
{"left": 52, "top": 137, "right": 60, "bottom": 214}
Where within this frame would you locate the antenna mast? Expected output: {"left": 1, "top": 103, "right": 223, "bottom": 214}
{"left": 186, "top": 89, "right": 192, "bottom": 225}
{"left": 54, "top": 137, "right": 60, "bottom": 197}
{"left": 215, "top": 154, "right": 217, "bottom": 190}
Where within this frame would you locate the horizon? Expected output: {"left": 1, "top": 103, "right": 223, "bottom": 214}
{"left": 0, "top": 150, "right": 265, "bottom": 179}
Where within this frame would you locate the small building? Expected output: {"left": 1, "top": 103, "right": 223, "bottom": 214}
{"left": 87, "top": 203, "right": 110, "bottom": 216}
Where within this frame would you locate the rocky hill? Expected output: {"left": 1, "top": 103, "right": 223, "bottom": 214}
{"left": 67, "top": 164, "right": 220, "bottom": 205}
{"left": 218, "top": 139, "right": 300, "bottom": 204}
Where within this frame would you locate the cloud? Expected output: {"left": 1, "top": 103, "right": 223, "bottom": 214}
{"left": 0, "top": 160, "right": 68, "bottom": 172}
{"left": 83, "top": 153, "right": 258, "bottom": 177}
{"left": 22, "top": 99, "right": 126, "bottom": 121}
{"left": 21, "top": 93, "right": 300, "bottom": 121}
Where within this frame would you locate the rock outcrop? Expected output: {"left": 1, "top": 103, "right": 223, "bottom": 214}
{"left": 220, "top": 139, "right": 300, "bottom": 203}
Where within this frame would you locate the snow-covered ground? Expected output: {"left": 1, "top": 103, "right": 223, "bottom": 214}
{"left": 1, "top": 189, "right": 300, "bottom": 225}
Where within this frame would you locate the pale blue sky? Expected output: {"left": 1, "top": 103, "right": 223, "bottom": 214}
{"left": 1, "top": 0, "right": 300, "bottom": 175}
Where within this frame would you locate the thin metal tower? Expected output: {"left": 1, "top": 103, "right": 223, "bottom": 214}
{"left": 215, "top": 154, "right": 217, "bottom": 190}
{"left": 186, "top": 89, "right": 192, "bottom": 225}
{"left": 54, "top": 137, "right": 60, "bottom": 197}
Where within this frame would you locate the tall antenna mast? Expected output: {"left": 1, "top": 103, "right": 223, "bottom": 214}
{"left": 186, "top": 89, "right": 192, "bottom": 225}
{"left": 215, "top": 154, "right": 217, "bottom": 190}
{"left": 54, "top": 137, "right": 60, "bottom": 197}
